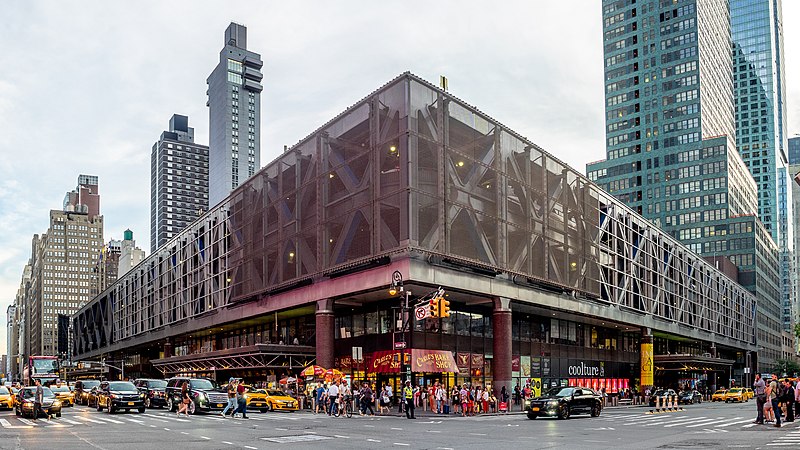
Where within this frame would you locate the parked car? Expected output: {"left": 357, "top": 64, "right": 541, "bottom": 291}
{"left": 244, "top": 387, "right": 298, "bottom": 412}
{"left": 95, "top": 381, "right": 146, "bottom": 413}
{"left": 74, "top": 380, "right": 101, "bottom": 405}
{"left": 724, "top": 388, "right": 748, "bottom": 403}
{"left": 50, "top": 384, "right": 75, "bottom": 407}
{"left": 678, "top": 390, "right": 702, "bottom": 405}
{"left": 711, "top": 389, "right": 728, "bottom": 402}
{"left": 648, "top": 389, "right": 678, "bottom": 407}
{"left": 0, "top": 386, "right": 15, "bottom": 409}
{"left": 164, "top": 377, "right": 227, "bottom": 414}
{"left": 15, "top": 386, "right": 62, "bottom": 419}
{"left": 133, "top": 379, "right": 168, "bottom": 408}
{"left": 525, "top": 386, "right": 602, "bottom": 420}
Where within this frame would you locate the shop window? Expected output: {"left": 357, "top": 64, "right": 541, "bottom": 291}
{"left": 365, "top": 311, "right": 378, "bottom": 335}
{"left": 352, "top": 313, "right": 365, "bottom": 337}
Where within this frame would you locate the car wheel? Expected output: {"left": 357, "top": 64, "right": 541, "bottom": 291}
{"left": 167, "top": 397, "right": 174, "bottom": 412}
{"left": 187, "top": 401, "right": 195, "bottom": 415}
{"left": 144, "top": 397, "right": 151, "bottom": 408}
{"left": 591, "top": 404, "right": 601, "bottom": 417}
{"left": 527, "top": 412, "right": 537, "bottom": 420}
{"left": 56, "top": 412, "right": 61, "bottom": 418}
{"left": 15, "top": 407, "right": 20, "bottom": 416}
{"left": 264, "top": 403, "right": 272, "bottom": 412}
{"left": 138, "top": 407, "right": 145, "bottom": 413}
{"left": 558, "top": 405, "right": 570, "bottom": 420}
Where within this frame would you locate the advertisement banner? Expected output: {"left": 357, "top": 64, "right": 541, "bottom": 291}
{"left": 512, "top": 355, "right": 520, "bottom": 372}
{"left": 640, "top": 342, "right": 654, "bottom": 387}
{"left": 456, "top": 352, "right": 471, "bottom": 374}
{"left": 411, "top": 349, "right": 458, "bottom": 373}
{"left": 521, "top": 355, "right": 531, "bottom": 378}
{"left": 531, "top": 377, "right": 542, "bottom": 397}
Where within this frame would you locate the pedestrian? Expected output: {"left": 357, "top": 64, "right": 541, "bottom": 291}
{"left": 379, "top": 385, "right": 390, "bottom": 415}
{"left": 514, "top": 384, "right": 521, "bottom": 406}
{"left": 766, "top": 374, "right": 781, "bottom": 427}
{"left": 404, "top": 380, "right": 416, "bottom": 419}
{"left": 435, "top": 383, "right": 444, "bottom": 414}
{"left": 233, "top": 379, "right": 249, "bottom": 419}
{"left": 460, "top": 385, "right": 469, "bottom": 417}
{"left": 222, "top": 378, "right": 238, "bottom": 417}
{"left": 32, "top": 379, "right": 49, "bottom": 421}
{"left": 452, "top": 386, "right": 460, "bottom": 415}
{"left": 482, "top": 387, "right": 490, "bottom": 413}
{"left": 328, "top": 380, "right": 339, "bottom": 416}
{"left": 753, "top": 373, "right": 766, "bottom": 424}
{"left": 783, "top": 379, "right": 795, "bottom": 422}
{"left": 177, "top": 381, "right": 190, "bottom": 416}
{"left": 361, "top": 383, "right": 375, "bottom": 416}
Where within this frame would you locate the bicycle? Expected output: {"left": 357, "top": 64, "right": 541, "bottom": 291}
{"left": 335, "top": 395, "right": 353, "bottom": 418}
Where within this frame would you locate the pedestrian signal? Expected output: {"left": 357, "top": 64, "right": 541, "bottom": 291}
{"left": 429, "top": 298, "right": 440, "bottom": 318}
{"left": 440, "top": 298, "right": 451, "bottom": 317}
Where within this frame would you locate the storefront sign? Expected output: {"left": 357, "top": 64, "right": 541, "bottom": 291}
{"left": 531, "top": 356, "right": 541, "bottom": 376}
{"left": 368, "top": 350, "right": 401, "bottom": 373}
{"left": 640, "top": 342, "right": 654, "bottom": 387}
{"left": 512, "top": 355, "right": 520, "bottom": 372}
{"left": 567, "top": 361, "right": 605, "bottom": 377}
{"left": 411, "top": 349, "right": 458, "bottom": 373}
{"left": 336, "top": 356, "right": 353, "bottom": 370}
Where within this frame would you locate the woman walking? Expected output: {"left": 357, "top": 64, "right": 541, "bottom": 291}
{"left": 177, "top": 381, "right": 191, "bottom": 416}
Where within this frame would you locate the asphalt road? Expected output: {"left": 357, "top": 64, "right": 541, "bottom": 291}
{"left": 0, "top": 400, "right": 798, "bottom": 449}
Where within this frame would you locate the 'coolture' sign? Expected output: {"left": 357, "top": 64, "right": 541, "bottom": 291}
{"left": 411, "top": 349, "right": 458, "bottom": 373}
{"left": 567, "top": 361, "right": 606, "bottom": 377}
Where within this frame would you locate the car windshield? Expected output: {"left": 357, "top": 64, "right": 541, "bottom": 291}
{"left": 189, "top": 379, "right": 215, "bottom": 390}
{"left": 543, "top": 387, "right": 574, "bottom": 397}
{"left": 0, "top": 387, "right": 8, "bottom": 395}
{"left": 714, "top": 390, "right": 726, "bottom": 394}
{"left": 148, "top": 380, "right": 167, "bottom": 388}
{"left": 22, "top": 388, "right": 54, "bottom": 399}
{"left": 51, "top": 386, "right": 70, "bottom": 393}
{"left": 267, "top": 390, "right": 286, "bottom": 396}
{"left": 729, "top": 388, "right": 741, "bottom": 393}
{"left": 81, "top": 380, "right": 100, "bottom": 388}
{"left": 109, "top": 382, "right": 137, "bottom": 391}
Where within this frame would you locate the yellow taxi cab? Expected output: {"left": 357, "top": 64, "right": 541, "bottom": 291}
{"left": 245, "top": 387, "right": 298, "bottom": 412}
{"left": 50, "top": 384, "right": 75, "bottom": 407}
{"left": 743, "top": 388, "right": 754, "bottom": 400}
{"left": 0, "top": 386, "right": 15, "bottom": 409}
{"left": 724, "top": 387, "right": 747, "bottom": 403}
{"left": 711, "top": 389, "right": 727, "bottom": 402}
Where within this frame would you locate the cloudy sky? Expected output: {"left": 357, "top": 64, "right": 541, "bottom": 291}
{"left": 1, "top": 1, "right": 798, "bottom": 357}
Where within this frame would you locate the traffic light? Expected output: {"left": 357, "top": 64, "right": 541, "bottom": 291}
{"left": 440, "top": 297, "right": 451, "bottom": 317}
{"left": 429, "top": 298, "right": 440, "bottom": 318}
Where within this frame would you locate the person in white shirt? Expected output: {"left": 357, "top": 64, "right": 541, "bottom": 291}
{"left": 327, "top": 382, "right": 340, "bottom": 416}
{"left": 435, "top": 384, "right": 445, "bottom": 414}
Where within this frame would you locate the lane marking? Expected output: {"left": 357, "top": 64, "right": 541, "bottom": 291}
{"left": 685, "top": 417, "right": 728, "bottom": 428}
{"left": 244, "top": 447, "right": 258, "bottom": 450}
{"left": 200, "top": 436, "right": 211, "bottom": 440}
{"left": 367, "top": 439, "right": 381, "bottom": 443}
{"left": 221, "top": 441, "right": 234, "bottom": 445}
{"left": 715, "top": 418, "right": 753, "bottom": 427}
{"left": 394, "top": 443, "right": 410, "bottom": 446}
{"left": 18, "top": 418, "right": 38, "bottom": 426}
{"left": 0, "top": 418, "right": 32, "bottom": 429}
{"left": 62, "top": 419, "right": 82, "bottom": 425}
{"left": 333, "top": 435, "right": 350, "bottom": 439}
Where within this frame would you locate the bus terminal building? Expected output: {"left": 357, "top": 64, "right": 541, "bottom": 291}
{"left": 73, "top": 73, "right": 759, "bottom": 395}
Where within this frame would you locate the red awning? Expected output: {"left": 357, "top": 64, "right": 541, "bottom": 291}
{"left": 411, "top": 349, "right": 458, "bottom": 373}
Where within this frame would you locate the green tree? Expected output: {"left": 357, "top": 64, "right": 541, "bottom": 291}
{"left": 774, "top": 358, "right": 800, "bottom": 377}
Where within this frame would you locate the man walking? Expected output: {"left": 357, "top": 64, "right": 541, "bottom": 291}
{"left": 233, "top": 379, "right": 249, "bottom": 419}
{"left": 753, "top": 373, "right": 766, "bottom": 424}
{"left": 33, "top": 379, "right": 49, "bottom": 421}
{"left": 327, "top": 381, "right": 339, "bottom": 416}
{"left": 783, "top": 379, "right": 795, "bottom": 423}
{"left": 404, "top": 380, "right": 416, "bottom": 419}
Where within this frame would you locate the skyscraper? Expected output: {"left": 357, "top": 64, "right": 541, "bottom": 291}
{"left": 731, "top": 0, "right": 794, "bottom": 336}
{"left": 789, "top": 136, "right": 800, "bottom": 166}
{"left": 207, "top": 22, "right": 263, "bottom": 206}
{"left": 588, "top": 0, "right": 783, "bottom": 370}
{"left": 151, "top": 114, "right": 209, "bottom": 252}
{"left": 24, "top": 176, "right": 104, "bottom": 356}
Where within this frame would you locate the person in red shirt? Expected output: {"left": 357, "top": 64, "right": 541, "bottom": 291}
{"left": 232, "top": 379, "right": 249, "bottom": 419}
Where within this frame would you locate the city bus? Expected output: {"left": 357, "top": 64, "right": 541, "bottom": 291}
{"left": 22, "top": 356, "right": 60, "bottom": 386}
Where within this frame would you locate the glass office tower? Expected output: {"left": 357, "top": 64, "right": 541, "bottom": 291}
{"left": 588, "top": 0, "right": 783, "bottom": 370}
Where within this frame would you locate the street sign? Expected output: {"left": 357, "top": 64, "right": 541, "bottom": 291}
{"left": 392, "top": 270, "right": 403, "bottom": 285}
{"left": 352, "top": 346, "right": 363, "bottom": 362}
{"left": 744, "top": 367, "right": 750, "bottom": 374}
{"left": 415, "top": 306, "right": 428, "bottom": 320}
{"left": 394, "top": 341, "right": 407, "bottom": 349}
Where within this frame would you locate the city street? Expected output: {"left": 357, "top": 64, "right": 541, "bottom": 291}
{"left": 1, "top": 401, "right": 799, "bottom": 449}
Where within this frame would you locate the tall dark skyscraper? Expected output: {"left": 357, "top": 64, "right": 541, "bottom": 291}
{"left": 151, "top": 114, "right": 209, "bottom": 252}
{"left": 207, "top": 22, "right": 263, "bottom": 206}
{"left": 587, "top": 0, "right": 783, "bottom": 371}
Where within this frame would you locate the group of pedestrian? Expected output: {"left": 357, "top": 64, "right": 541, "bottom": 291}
{"left": 219, "top": 377, "right": 249, "bottom": 419}
{"left": 752, "top": 373, "right": 798, "bottom": 428}
{"left": 313, "top": 380, "right": 351, "bottom": 417}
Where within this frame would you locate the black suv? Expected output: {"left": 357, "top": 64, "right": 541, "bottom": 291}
{"left": 74, "top": 379, "right": 101, "bottom": 406}
{"left": 134, "top": 379, "right": 168, "bottom": 408}
{"left": 525, "top": 386, "right": 603, "bottom": 419}
{"left": 165, "top": 377, "right": 227, "bottom": 414}
{"left": 95, "top": 381, "right": 145, "bottom": 413}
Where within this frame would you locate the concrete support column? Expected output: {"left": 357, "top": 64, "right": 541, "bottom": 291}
{"left": 492, "top": 297, "right": 512, "bottom": 396}
{"left": 316, "top": 299, "right": 335, "bottom": 369}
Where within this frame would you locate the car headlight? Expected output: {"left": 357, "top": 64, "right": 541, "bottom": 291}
{"left": 548, "top": 400, "right": 559, "bottom": 406}
{"left": 53, "top": 400, "right": 61, "bottom": 406}
{"left": 140, "top": 393, "right": 146, "bottom": 398}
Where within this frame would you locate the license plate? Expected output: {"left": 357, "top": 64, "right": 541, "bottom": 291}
{"left": 128, "top": 402, "right": 134, "bottom": 406}
{"left": 532, "top": 407, "right": 540, "bottom": 412}
{"left": 217, "top": 403, "right": 224, "bottom": 408}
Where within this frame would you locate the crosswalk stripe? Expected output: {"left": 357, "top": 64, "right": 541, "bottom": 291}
{"left": 91, "top": 416, "right": 125, "bottom": 424}
{"left": 75, "top": 416, "right": 106, "bottom": 424}
{"left": 715, "top": 418, "right": 752, "bottom": 427}
{"left": 0, "top": 418, "right": 32, "bottom": 429}
{"left": 643, "top": 416, "right": 702, "bottom": 427}
{"left": 61, "top": 419, "right": 82, "bottom": 425}
{"left": 682, "top": 417, "right": 727, "bottom": 428}
{"left": 17, "top": 418, "right": 38, "bottom": 426}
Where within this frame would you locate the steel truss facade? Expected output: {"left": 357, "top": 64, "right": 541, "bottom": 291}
{"left": 151, "top": 345, "right": 315, "bottom": 376}
{"left": 73, "top": 73, "right": 756, "bottom": 359}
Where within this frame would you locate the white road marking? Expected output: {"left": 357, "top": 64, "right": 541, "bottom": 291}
{"left": 75, "top": 416, "right": 106, "bottom": 424}
{"left": 394, "top": 443, "right": 410, "bottom": 446}
{"left": 367, "top": 439, "right": 381, "bottom": 443}
{"left": 685, "top": 417, "right": 728, "bottom": 428}
{"left": 180, "top": 431, "right": 189, "bottom": 435}
{"left": 18, "top": 418, "right": 38, "bottom": 426}
{"left": 92, "top": 416, "right": 125, "bottom": 424}
{"left": 200, "top": 436, "right": 211, "bottom": 440}
{"left": 244, "top": 447, "right": 258, "bottom": 450}
{"left": 221, "top": 441, "right": 234, "bottom": 445}
{"left": 0, "top": 418, "right": 32, "bottom": 429}
{"left": 333, "top": 435, "right": 350, "bottom": 439}
{"left": 164, "top": 427, "right": 170, "bottom": 431}
{"left": 61, "top": 419, "right": 82, "bottom": 425}
{"left": 715, "top": 418, "right": 753, "bottom": 427}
